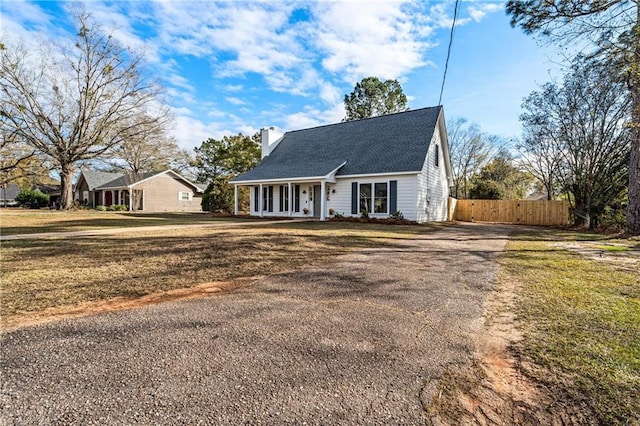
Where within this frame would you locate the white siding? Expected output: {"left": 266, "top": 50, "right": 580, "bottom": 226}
{"left": 416, "top": 124, "right": 449, "bottom": 222}
{"left": 248, "top": 184, "right": 312, "bottom": 218}
{"left": 328, "top": 174, "right": 419, "bottom": 221}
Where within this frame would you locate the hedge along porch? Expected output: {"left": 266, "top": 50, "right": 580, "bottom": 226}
{"left": 231, "top": 107, "right": 454, "bottom": 223}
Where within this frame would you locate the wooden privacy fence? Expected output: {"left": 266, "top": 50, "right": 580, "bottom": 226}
{"left": 449, "top": 198, "right": 570, "bottom": 226}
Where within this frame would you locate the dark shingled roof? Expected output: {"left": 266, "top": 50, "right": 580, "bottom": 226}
{"left": 1, "top": 183, "right": 21, "bottom": 200}
{"left": 232, "top": 106, "right": 442, "bottom": 182}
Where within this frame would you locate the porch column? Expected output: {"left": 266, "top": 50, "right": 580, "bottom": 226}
{"left": 129, "top": 187, "right": 133, "bottom": 211}
{"left": 320, "top": 180, "right": 326, "bottom": 221}
{"left": 102, "top": 191, "right": 105, "bottom": 206}
{"left": 258, "top": 184, "right": 263, "bottom": 217}
{"left": 288, "top": 182, "right": 292, "bottom": 217}
{"left": 234, "top": 185, "right": 239, "bottom": 216}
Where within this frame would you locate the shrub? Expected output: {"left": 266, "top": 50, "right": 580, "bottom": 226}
{"left": 333, "top": 212, "right": 344, "bottom": 219}
{"left": 328, "top": 208, "right": 335, "bottom": 216}
{"left": 95, "top": 205, "right": 107, "bottom": 211}
{"left": 202, "top": 177, "right": 233, "bottom": 213}
{"left": 15, "top": 189, "right": 50, "bottom": 209}
{"left": 360, "top": 209, "right": 369, "bottom": 219}
{"left": 599, "top": 205, "right": 626, "bottom": 230}
{"left": 111, "top": 204, "right": 127, "bottom": 211}
{"left": 390, "top": 210, "right": 404, "bottom": 220}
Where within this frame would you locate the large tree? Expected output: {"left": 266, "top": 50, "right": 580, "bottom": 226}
{"left": 516, "top": 118, "right": 564, "bottom": 201}
{"left": 520, "top": 57, "right": 631, "bottom": 227}
{"left": 469, "top": 151, "right": 533, "bottom": 200}
{"left": 0, "top": 12, "right": 169, "bottom": 209}
{"left": 506, "top": 0, "right": 639, "bottom": 233}
{"left": 194, "top": 133, "right": 261, "bottom": 212}
{"left": 447, "top": 117, "right": 502, "bottom": 199}
{"left": 343, "top": 77, "right": 408, "bottom": 121}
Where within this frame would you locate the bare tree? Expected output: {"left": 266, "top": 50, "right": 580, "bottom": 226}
{"left": 447, "top": 118, "right": 501, "bottom": 199}
{"left": 102, "top": 113, "right": 190, "bottom": 175}
{"left": 520, "top": 57, "right": 631, "bottom": 227}
{"left": 517, "top": 105, "right": 564, "bottom": 200}
{"left": 0, "top": 12, "right": 169, "bottom": 208}
{"left": 507, "top": 0, "right": 639, "bottom": 233}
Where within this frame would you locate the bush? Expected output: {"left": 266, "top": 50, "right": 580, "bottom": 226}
{"left": 390, "top": 210, "right": 404, "bottom": 220}
{"left": 469, "top": 180, "right": 504, "bottom": 200}
{"left": 15, "top": 189, "right": 49, "bottom": 209}
{"left": 360, "top": 209, "right": 369, "bottom": 219}
{"left": 95, "top": 205, "right": 107, "bottom": 211}
{"left": 599, "top": 205, "right": 626, "bottom": 230}
{"left": 202, "top": 177, "right": 233, "bottom": 213}
{"left": 107, "top": 204, "right": 127, "bottom": 211}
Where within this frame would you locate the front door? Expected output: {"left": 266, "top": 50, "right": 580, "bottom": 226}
{"left": 313, "top": 185, "right": 321, "bottom": 218}
{"left": 105, "top": 191, "right": 112, "bottom": 206}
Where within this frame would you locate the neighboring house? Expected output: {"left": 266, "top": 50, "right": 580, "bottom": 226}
{"left": 75, "top": 169, "right": 204, "bottom": 212}
{"left": 0, "top": 182, "right": 60, "bottom": 207}
{"left": 0, "top": 183, "right": 21, "bottom": 207}
{"left": 231, "top": 106, "right": 454, "bottom": 222}
{"left": 34, "top": 183, "right": 61, "bottom": 207}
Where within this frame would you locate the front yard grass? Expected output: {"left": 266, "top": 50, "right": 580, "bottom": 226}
{"left": 502, "top": 231, "right": 639, "bottom": 424}
{"left": 0, "top": 220, "right": 431, "bottom": 328}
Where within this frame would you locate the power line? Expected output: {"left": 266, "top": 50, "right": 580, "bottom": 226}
{"left": 438, "top": 0, "right": 460, "bottom": 106}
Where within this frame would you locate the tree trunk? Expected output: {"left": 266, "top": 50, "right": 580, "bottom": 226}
{"left": 628, "top": 5, "right": 640, "bottom": 235}
{"left": 59, "top": 164, "right": 75, "bottom": 210}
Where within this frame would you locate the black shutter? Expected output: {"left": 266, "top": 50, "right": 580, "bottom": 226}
{"left": 268, "top": 186, "right": 273, "bottom": 212}
{"left": 279, "top": 185, "right": 284, "bottom": 212}
{"left": 254, "top": 186, "right": 259, "bottom": 212}
{"left": 351, "top": 182, "right": 358, "bottom": 214}
{"left": 294, "top": 185, "right": 300, "bottom": 212}
{"left": 389, "top": 180, "right": 397, "bottom": 213}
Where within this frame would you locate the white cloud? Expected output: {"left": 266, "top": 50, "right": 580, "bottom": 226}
{"left": 226, "top": 97, "right": 248, "bottom": 106}
{"left": 282, "top": 103, "right": 345, "bottom": 131}
{"left": 310, "top": 1, "right": 431, "bottom": 83}
{"left": 467, "top": 3, "right": 503, "bottom": 23}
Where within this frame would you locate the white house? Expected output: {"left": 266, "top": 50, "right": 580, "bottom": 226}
{"left": 230, "top": 106, "right": 454, "bottom": 223}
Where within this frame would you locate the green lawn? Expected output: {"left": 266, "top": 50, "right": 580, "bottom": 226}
{"left": 503, "top": 231, "right": 640, "bottom": 425}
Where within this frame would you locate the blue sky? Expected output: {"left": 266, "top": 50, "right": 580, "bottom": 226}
{"left": 1, "top": 0, "right": 563, "bottom": 151}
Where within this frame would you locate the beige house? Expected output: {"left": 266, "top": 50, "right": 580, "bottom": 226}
{"left": 75, "top": 169, "right": 205, "bottom": 212}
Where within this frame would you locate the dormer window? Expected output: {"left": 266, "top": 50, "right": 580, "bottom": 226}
{"left": 435, "top": 144, "right": 439, "bottom": 167}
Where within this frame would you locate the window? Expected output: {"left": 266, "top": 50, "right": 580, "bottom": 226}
{"left": 358, "top": 182, "right": 389, "bottom": 214}
{"left": 359, "top": 183, "right": 372, "bottom": 213}
{"left": 279, "top": 185, "right": 289, "bottom": 212}
{"left": 434, "top": 144, "right": 439, "bottom": 167}
{"left": 262, "top": 185, "right": 273, "bottom": 212}
{"left": 374, "top": 183, "right": 388, "bottom": 213}
{"left": 178, "top": 191, "right": 192, "bottom": 201}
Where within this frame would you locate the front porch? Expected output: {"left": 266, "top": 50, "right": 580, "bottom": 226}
{"left": 233, "top": 180, "right": 335, "bottom": 221}
{"left": 90, "top": 188, "right": 144, "bottom": 211}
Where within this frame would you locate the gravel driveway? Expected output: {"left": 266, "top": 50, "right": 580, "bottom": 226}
{"left": 1, "top": 223, "right": 511, "bottom": 424}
